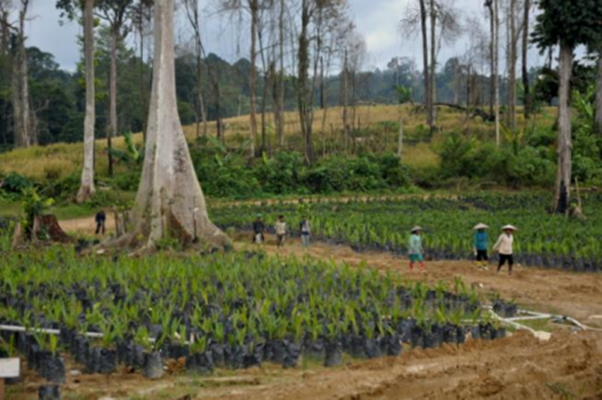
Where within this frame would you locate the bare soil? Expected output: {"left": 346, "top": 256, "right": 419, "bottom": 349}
{"left": 13, "top": 224, "right": 600, "bottom": 400}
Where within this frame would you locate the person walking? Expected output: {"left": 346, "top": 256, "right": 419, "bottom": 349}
{"left": 299, "top": 215, "right": 311, "bottom": 249}
{"left": 408, "top": 226, "right": 425, "bottom": 272}
{"left": 252, "top": 214, "right": 265, "bottom": 244}
{"left": 95, "top": 210, "right": 106, "bottom": 235}
{"left": 493, "top": 225, "right": 517, "bottom": 275}
{"left": 274, "top": 215, "right": 287, "bottom": 248}
{"left": 473, "top": 223, "right": 490, "bottom": 270}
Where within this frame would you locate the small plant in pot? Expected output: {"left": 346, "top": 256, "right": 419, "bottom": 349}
{"left": 283, "top": 311, "right": 305, "bottom": 369}
{"left": 243, "top": 319, "right": 265, "bottom": 368}
{"left": 142, "top": 330, "right": 165, "bottom": 380}
{"left": 303, "top": 315, "right": 325, "bottom": 360}
{"left": 87, "top": 317, "right": 123, "bottom": 374}
{"left": 59, "top": 300, "right": 81, "bottom": 350}
{"left": 324, "top": 321, "right": 343, "bottom": 367}
{"left": 163, "top": 318, "right": 190, "bottom": 360}
{"left": 186, "top": 335, "right": 213, "bottom": 375}
{"left": 362, "top": 321, "right": 382, "bottom": 359}
{"left": 264, "top": 315, "right": 287, "bottom": 364}
{"left": 39, "top": 335, "right": 66, "bottom": 384}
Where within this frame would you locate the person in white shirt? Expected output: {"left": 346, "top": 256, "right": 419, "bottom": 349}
{"left": 274, "top": 215, "right": 287, "bottom": 248}
{"left": 493, "top": 225, "right": 517, "bottom": 275}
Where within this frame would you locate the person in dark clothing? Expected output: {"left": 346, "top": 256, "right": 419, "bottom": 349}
{"left": 299, "top": 216, "right": 311, "bottom": 249}
{"left": 95, "top": 210, "right": 106, "bottom": 235}
{"left": 252, "top": 214, "right": 265, "bottom": 244}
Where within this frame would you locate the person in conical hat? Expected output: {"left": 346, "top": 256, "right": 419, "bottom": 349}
{"left": 493, "top": 225, "right": 517, "bottom": 275}
{"left": 408, "top": 226, "right": 425, "bottom": 273}
{"left": 473, "top": 223, "right": 490, "bottom": 271}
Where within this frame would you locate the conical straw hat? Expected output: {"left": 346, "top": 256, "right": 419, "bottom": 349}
{"left": 474, "top": 223, "right": 489, "bottom": 230}
{"left": 411, "top": 226, "right": 423, "bottom": 232}
{"left": 501, "top": 225, "right": 517, "bottom": 231}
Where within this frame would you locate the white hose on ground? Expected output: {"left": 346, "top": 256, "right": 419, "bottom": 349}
{"left": 487, "top": 307, "right": 602, "bottom": 333}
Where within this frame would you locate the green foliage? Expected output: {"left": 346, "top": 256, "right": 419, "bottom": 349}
{"left": 21, "top": 187, "right": 54, "bottom": 231}
{"left": 437, "top": 131, "right": 555, "bottom": 188}
{"left": 1, "top": 173, "right": 33, "bottom": 194}
{"left": 108, "top": 132, "right": 143, "bottom": 166}
{"left": 532, "top": 0, "right": 602, "bottom": 49}
{"left": 572, "top": 86, "right": 602, "bottom": 184}
{"left": 396, "top": 85, "right": 413, "bottom": 105}
{"left": 192, "top": 149, "right": 413, "bottom": 199}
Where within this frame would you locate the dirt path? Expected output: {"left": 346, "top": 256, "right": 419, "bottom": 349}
{"left": 57, "top": 192, "right": 458, "bottom": 236}
{"left": 60, "top": 215, "right": 115, "bottom": 236}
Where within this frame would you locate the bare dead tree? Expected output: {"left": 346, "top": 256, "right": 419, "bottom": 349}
{"left": 184, "top": 0, "right": 209, "bottom": 139}
{"left": 217, "top": 0, "right": 274, "bottom": 158}
{"left": 522, "top": 0, "right": 531, "bottom": 119}
{"left": 97, "top": 0, "right": 136, "bottom": 176}
{"left": 485, "top": 0, "right": 501, "bottom": 146}
{"left": 133, "top": 0, "right": 152, "bottom": 139}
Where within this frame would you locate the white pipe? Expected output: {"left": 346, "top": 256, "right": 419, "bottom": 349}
{"left": 0, "top": 324, "right": 104, "bottom": 338}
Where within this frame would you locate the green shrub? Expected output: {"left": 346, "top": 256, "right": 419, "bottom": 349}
{"left": 1, "top": 173, "right": 33, "bottom": 194}
{"left": 254, "top": 151, "right": 305, "bottom": 195}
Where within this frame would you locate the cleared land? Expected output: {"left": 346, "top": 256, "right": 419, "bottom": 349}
{"left": 9, "top": 222, "right": 598, "bottom": 400}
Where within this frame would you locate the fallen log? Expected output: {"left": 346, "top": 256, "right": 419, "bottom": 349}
{"left": 434, "top": 102, "right": 496, "bottom": 122}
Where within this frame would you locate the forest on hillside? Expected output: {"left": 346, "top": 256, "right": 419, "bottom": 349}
{"left": 1, "top": 0, "right": 595, "bottom": 152}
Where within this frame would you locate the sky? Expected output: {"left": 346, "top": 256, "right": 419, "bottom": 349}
{"left": 22, "top": 0, "right": 542, "bottom": 73}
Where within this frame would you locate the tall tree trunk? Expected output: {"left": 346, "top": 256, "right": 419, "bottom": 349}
{"left": 77, "top": 0, "right": 97, "bottom": 204}
{"left": 126, "top": 0, "right": 228, "bottom": 249}
{"left": 397, "top": 106, "right": 404, "bottom": 158}
{"left": 214, "top": 77, "right": 224, "bottom": 142}
{"left": 276, "top": 0, "right": 285, "bottom": 148}
{"left": 257, "top": 18, "right": 268, "bottom": 153}
{"left": 494, "top": 0, "right": 501, "bottom": 147}
{"left": 522, "top": 0, "right": 531, "bottom": 119}
{"left": 453, "top": 62, "right": 460, "bottom": 106}
{"left": 554, "top": 43, "right": 573, "bottom": 214}
{"left": 418, "top": 0, "right": 430, "bottom": 128}
{"left": 508, "top": 0, "right": 517, "bottom": 130}
{"left": 108, "top": 28, "right": 118, "bottom": 177}
{"left": 429, "top": 0, "right": 437, "bottom": 130}
{"left": 139, "top": 11, "right": 148, "bottom": 138}
{"left": 195, "top": 41, "right": 203, "bottom": 139}
{"left": 488, "top": 3, "right": 495, "bottom": 115}
{"left": 595, "top": 55, "right": 602, "bottom": 134}
{"left": 249, "top": 0, "right": 259, "bottom": 158}
{"left": 298, "top": 0, "right": 314, "bottom": 164}
{"left": 342, "top": 48, "right": 349, "bottom": 153}
{"left": 320, "top": 56, "right": 325, "bottom": 110}
{"left": 12, "top": 0, "right": 34, "bottom": 148}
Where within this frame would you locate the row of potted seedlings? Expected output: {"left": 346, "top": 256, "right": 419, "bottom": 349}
{"left": 211, "top": 193, "right": 602, "bottom": 273}
{"left": 0, "top": 250, "right": 509, "bottom": 390}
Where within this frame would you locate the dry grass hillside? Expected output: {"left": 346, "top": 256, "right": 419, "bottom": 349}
{"left": 0, "top": 104, "right": 557, "bottom": 181}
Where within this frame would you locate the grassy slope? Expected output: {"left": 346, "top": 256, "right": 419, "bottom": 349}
{"left": 0, "top": 105, "right": 558, "bottom": 181}
{"left": 0, "top": 105, "right": 558, "bottom": 219}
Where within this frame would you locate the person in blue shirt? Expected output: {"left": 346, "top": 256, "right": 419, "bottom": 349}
{"left": 408, "top": 226, "right": 425, "bottom": 272}
{"left": 473, "top": 223, "right": 489, "bottom": 270}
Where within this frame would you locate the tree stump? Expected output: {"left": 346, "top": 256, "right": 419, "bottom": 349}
{"left": 12, "top": 214, "right": 72, "bottom": 248}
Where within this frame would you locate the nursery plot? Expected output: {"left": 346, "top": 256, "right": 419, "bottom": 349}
{"left": 0, "top": 246, "right": 507, "bottom": 397}
{"left": 211, "top": 192, "right": 602, "bottom": 272}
